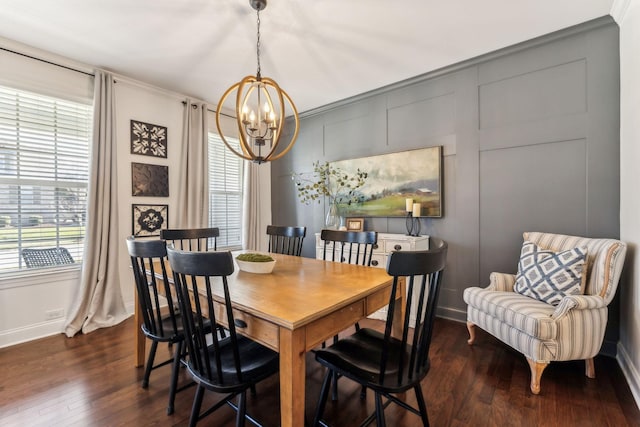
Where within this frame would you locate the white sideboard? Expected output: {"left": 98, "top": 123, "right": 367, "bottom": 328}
{"left": 315, "top": 232, "right": 429, "bottom": 320}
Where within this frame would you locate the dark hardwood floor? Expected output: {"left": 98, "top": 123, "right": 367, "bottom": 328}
{"left": 1, "top": 317, "right": 639, "bottom": 426}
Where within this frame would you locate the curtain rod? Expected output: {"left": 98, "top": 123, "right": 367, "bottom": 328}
{"left": 1, "top": 47, "right": 94, "bottom": 77}
{"left": 181, "top": 100, "right": 234, "bottom": 119}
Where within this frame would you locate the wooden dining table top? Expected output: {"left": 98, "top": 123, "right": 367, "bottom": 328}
{"left": 155, "top": 250, "right": 394, "bottom": 330}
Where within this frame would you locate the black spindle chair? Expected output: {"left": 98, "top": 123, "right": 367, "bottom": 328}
{"left": 126, "top": 236, "right": 199, "bottom": 415}
{"left": 320, "top": 229, "right": 379, "bottom": 400}
{"left": 161, "top": 227, "right": 227, "bottom": 339}
{"left": 320, "top": 229, "right": 378, "bottom": 267}
{"left": 266, "top": 225, "right": 306, "bottom": 256}
{"left": 313, "top": 239, "right": 447, "bottom": 427}
{"left": 167, "top": 247, "right": 280, "bottom": 427}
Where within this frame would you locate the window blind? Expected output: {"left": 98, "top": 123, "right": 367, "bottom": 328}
{"left": 0, "top": 85, "right": 92, "bottom": 272}
{"left": 208, "top": 133, "right": 243, "bottom": 249}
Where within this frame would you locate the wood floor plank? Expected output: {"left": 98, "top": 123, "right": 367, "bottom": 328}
{"left": 1, "top": 317, "right": 639, "bottom": 426}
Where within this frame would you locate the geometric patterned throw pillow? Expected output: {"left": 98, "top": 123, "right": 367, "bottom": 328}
{"left": 514, "top": 241, "right": 587, "bottom": 306}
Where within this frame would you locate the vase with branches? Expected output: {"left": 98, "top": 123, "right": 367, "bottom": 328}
{"left": 292, "top": 161, "right": 367, "bottom": 228}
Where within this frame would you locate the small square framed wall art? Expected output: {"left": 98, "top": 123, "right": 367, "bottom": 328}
{"left": 132, "top": 204, "right": 168, "bottom": 237}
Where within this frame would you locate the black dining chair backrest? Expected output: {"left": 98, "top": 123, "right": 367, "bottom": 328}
{"left": 320, "top": 229, "right": 378, "bottom": 266}
{"left": 161, "top": 227, "right": 219, "bottom": 251}
{"left": 382, "top": 238, "right": 448, "bottom": 383}
{"left": 266, "top": 225, "right": 306, "bottom": 256}
{"left": 313, "top": 238, "right": 448, "bottom": 426}
{"left": 166, "top": 246, "right": 279, "bottom": 426}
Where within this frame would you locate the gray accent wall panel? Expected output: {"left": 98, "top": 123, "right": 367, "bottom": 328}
{"left": 479, "top": 139, "right": 588, "bottom": 279}
{"left": 387, "top": 93, "right": 455, "bottom": 147}
{"left": 478, "top": 59, "right": 587, "bottom": 130}
{"left": 272, "top": 19, "right": 619, "bottom": 331}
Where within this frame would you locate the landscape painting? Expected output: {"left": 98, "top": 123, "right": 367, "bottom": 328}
{"left": 332, "top": 146, "right": 442, "bottom": 217}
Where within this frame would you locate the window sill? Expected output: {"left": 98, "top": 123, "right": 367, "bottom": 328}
{"left": 0, "top": 265, "right": 81, "bottom": 290}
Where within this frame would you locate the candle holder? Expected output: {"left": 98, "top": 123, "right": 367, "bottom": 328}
{"left": 411, "top": 216, "right": 421, "bottom": 237}
{"left": 405, "top": 212, "right": 414, "bottom": 236}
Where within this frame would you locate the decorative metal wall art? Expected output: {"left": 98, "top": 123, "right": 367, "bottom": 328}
{"left": 132, "top": 204, "right": 168, "bottom": 236}
{"left": 131, "top": 162, "right": 169, "bottom": 197}
{"left": 130, "top": 119, "right": 167, "bottom": 158}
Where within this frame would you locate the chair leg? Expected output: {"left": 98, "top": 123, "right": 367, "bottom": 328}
{"left": 374, "top": 392, "right": 386, "bottom": 427}
{"left": 526, "top": 357, "right": 549, "bottom": 395}
{"left": 236, "top": 391, "right": 247, "bottom": 427}
{"left": 189, "top": 384, "right": 205, "bottom": 427}
{"left": 585, "top": 358, "right": 596, "bottom": 379}
{"left": 142, "top": 340, "right": 159, "bottom": 388}
{"left": 167, "top": 341, "right": 183, "bottom": 415}
{"left": 414, "top": 385, "right": 430, "bottom": 427}
{"left": 466, "top": 322, "right": 476, "bottom": 345}
{"left": 313, "top": 369, "right": 333, "bottom": 427}
{"left": 331, "top": 334, "right": 339, "bottom": 401}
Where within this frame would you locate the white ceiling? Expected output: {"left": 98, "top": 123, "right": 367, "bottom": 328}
{"left": 0, "top": 0, "right": 616, "bottom": 113}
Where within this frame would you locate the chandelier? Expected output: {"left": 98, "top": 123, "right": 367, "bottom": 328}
{"left": 215, "top": 0, "right": 299, "bottom": 164}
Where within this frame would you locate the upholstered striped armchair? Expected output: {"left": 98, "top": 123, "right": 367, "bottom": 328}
{"left": 463, "top": 232, "right": 626, "bottom": 394}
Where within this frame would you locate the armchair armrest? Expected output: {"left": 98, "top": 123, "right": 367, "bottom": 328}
{"left": 552, "top": 294, "right": 607, "bottom": 320}
{"left": 487, "top": 272, "right": 516, "bottom": 292}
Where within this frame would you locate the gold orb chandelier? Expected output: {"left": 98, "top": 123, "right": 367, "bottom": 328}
{"left": 215, "top": 0, "right": 299, "bottom": 164}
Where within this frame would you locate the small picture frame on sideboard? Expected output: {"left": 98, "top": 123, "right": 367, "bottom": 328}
{"left": 346, "top": 217, "right": 364, "bottom": 231}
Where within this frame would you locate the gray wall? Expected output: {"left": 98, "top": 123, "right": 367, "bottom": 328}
{"left": 271, "top": 18, "right": 620, "bottom": 335}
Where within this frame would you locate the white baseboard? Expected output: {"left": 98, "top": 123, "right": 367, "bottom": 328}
{"left": 0, "top": 318, "right": 65, "bottom": 348}
{"left": 1, "top": 302, "right": 136, "bottom": 349}
{"left": 617, "top": 342, "right": 640, "bottom": 410}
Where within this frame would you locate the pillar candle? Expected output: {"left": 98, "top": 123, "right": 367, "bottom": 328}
{"left": 412, "top": 203, "right": 421, "bottom": 217}
{"left": 405, "top": 198, "right": 414, "bottom": 212}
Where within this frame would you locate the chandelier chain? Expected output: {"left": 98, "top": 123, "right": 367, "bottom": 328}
{"left": 256, "top": 9, "right": 261, "bottom": 78}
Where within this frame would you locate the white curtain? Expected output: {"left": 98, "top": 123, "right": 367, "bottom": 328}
{"left": 242, "top": 162, "right": 272, "bottom": 251}
{"left": 64, "top": 70, "right": 128, "bottom": 337}
{"left": 176, "top": 100, "right": 209, "bottom": 228}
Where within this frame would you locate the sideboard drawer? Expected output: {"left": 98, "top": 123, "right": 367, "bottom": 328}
{"left": 370, "top": 253, "right": 386, "bottom": 269}
{"left": 384, "top": 239, "right": 413, "bottom": 252}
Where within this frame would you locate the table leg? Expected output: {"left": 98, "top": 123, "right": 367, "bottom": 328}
{"left": 279, "top": 327, "right": 306, "bottom": 427}
{"left": 134, "top": 291, "right": 145, "bottom": 367}
{"left": 392, "top": 277, "right": 406, "bottom": 338}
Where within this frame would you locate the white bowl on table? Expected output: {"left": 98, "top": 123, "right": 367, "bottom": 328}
{"left": 236, "top": 258, "right": 276, "bottom": 274}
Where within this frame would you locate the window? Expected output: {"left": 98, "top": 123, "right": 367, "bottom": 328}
{"left": 0, "top": 85, "right": 92, "bottom": 273}
{"left": 208, "top": 133, "right": 243, "bottom": 249}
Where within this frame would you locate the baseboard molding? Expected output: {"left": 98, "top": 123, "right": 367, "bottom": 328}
{"left": 617, "top": 342, "right": 640, "bottom": 410}
{"left": 600, "top": 339, "right": 618, "bottom": 358}
{"left": 0, "top": 318, "right": 65, "bottom": 348}
{"left": 437, "top": 306, "right": 466, "bottom": 323}
{"left": 1, "top": 302, "right": 136, "bottom": 349}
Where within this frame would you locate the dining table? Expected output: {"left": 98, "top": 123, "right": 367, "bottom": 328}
{"left": 133, "top": 251, "right": 404, "bottom": 427}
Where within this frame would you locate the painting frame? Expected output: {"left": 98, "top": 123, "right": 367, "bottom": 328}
{"left": 331, "top": 146, "right": 443, "bottom": 218}
{"left": 346, "top": 217, "right": 364, "bottom": 231}
{"left": 130, "top": 119, "right": 168, "bottom": 158}
{"left": 132, "top": 204, "right": 168, "bottom": 237}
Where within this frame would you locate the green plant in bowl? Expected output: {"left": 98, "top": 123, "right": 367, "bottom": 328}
{"left": 236, "top": 253, "right": 274, "bottom": 262}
